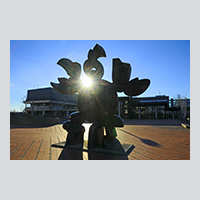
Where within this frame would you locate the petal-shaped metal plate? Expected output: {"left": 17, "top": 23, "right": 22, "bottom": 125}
{"left": 112, "top": 58, "right": 131, "bottom": 88}
{"left": 88, "top": 44, "right": 106, "bottom": 60}
{"left": 57, "top": 58, "right": 81, "bottom": 78}
{"left": 124, "top": 78, "right": 150, "bottom": 96}
{"left": 50, "top": 79, "right": 79, "bottom": 95}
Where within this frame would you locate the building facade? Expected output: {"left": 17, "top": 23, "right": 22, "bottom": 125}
{"left": 23, "top": 87, "right": 78, "bottom": 116}
{"left": 118, "top": 95, "right": 190, "bottom": 120}
{"left": 23, "top": 87, "right": 190, "bottom": 120}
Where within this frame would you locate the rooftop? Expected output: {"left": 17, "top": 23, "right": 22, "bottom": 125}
{"left": 24, "top": 87, "right": 77, "bottom": 103}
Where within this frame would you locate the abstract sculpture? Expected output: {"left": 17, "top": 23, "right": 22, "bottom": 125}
{"left": 51, "top": 44, "right": 150, "bottom": 154}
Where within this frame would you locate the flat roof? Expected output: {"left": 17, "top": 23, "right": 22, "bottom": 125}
{"left": 118, "top": 95, "right": 169, "bottom": 106}
{"left": 25, "top": 87, "right": 77, "bottom": 103}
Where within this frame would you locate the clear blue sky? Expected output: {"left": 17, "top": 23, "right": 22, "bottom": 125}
{"left": 10, "top": 40, "right": 190, "bottom": 112}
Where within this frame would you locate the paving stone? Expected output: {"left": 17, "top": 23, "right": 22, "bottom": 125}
{"left": 10, "top": 120, "right": 190, "bottom": 160}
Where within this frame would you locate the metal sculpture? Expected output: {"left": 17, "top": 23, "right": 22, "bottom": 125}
{"left": 51, "top": 44, "right": 150, "bottom": 152}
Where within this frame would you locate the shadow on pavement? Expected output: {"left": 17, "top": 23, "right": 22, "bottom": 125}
{"left": 119, "top": 129, "right": 162, "bottom": 147}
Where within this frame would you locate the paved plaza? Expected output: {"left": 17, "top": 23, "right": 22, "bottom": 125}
{"left": 10, "top": 119, "right": 190, "bottom": 160}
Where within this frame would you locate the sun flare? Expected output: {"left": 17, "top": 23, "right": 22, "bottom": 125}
{"left": 81, "top": 76, "right": 92, "bottom": 88}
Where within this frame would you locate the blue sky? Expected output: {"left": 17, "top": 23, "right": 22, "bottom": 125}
{"left": 10, "top": 40, "right": 190, "bottom": 111}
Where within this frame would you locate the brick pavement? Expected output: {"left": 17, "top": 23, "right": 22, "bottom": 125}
{"left": 10, "top": 120, "right": 190, "bottom": 160}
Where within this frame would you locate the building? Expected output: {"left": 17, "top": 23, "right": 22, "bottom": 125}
{"left": 23, "top": 87, "right": 78, "bottom": 116}
{"left": 23, "top": 87, "right": 190, "bottom": 120}
{"left": 118, "top": 95, "right": 190, "bottom": 120}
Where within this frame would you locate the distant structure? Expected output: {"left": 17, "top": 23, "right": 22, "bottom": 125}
{"left": 118, "top": 95, "right": 190, "bottom": 120}
{"left": 23, "top": 87, "right": 78, "bottom": 116}
{"left": 23, "top": 87, "right": 190, "bottom": 120}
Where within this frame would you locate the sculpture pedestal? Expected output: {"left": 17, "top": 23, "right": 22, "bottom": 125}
{"left": 51, "top": 140, "right": 134, "bottom": 156}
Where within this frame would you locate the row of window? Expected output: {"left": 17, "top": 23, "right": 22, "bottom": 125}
{"left": 27, "top": 103, "right": 76, "bottom": 109}
{"left": 119, "top": 105, "right": 190, "bottom": 119}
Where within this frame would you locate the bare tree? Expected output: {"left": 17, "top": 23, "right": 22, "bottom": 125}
{"left": 20, "top": 94, "right": 27, "bottom": 112}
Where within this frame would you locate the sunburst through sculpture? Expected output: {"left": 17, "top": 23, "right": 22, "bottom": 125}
{"left": 81, "top": 76, "right": 92, "bottom": 88}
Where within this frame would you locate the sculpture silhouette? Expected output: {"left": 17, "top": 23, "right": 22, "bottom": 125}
{"left": 51, "top": 44, "right": 150, "bottom": 153}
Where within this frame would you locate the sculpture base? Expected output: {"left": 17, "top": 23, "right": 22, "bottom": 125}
{"left": 51, "top": 140, "right": 134, "bottom": 156}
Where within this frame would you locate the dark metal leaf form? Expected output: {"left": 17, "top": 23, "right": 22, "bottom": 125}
{"left": 57, "top": 58, "right": 81, "bottom": 79}
{"left": 83, "top": 44, "right": 106, "bottom": 79}
{"left": 89, "top": 44, "right": 106, "bottom": 60}
{"left": 50, "top": 58, "right": 81, "bottom": 95}
{"left": 58, "top": 77, "right": 68, "bottom": 83}
{"left": 124, "top": 77, "right": 150, "bottom": 96}
{"left": 50, "top": 82, "right": 68, "bottom": 94}
{"left": 50, "top": 78, "right": 80, "bottom": 95}
{"left": 112, "top": 58, "right": 131, "bottom": 92}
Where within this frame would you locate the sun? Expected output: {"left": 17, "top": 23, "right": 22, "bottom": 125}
{"left": 81, "top": 76, "right": 92, "bottom": 88}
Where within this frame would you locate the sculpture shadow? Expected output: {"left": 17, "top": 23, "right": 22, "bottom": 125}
{"left": 88, "top": 151, "right": 128, "bottom": 160}
{"left": 58, "top": 148, "right": 83, "bottom": 160}
{"left": 119, "top": 129, "right": 162, "bottom": 147}
{"left": 58, "top": 148, "right": 129, "bottom": 160}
